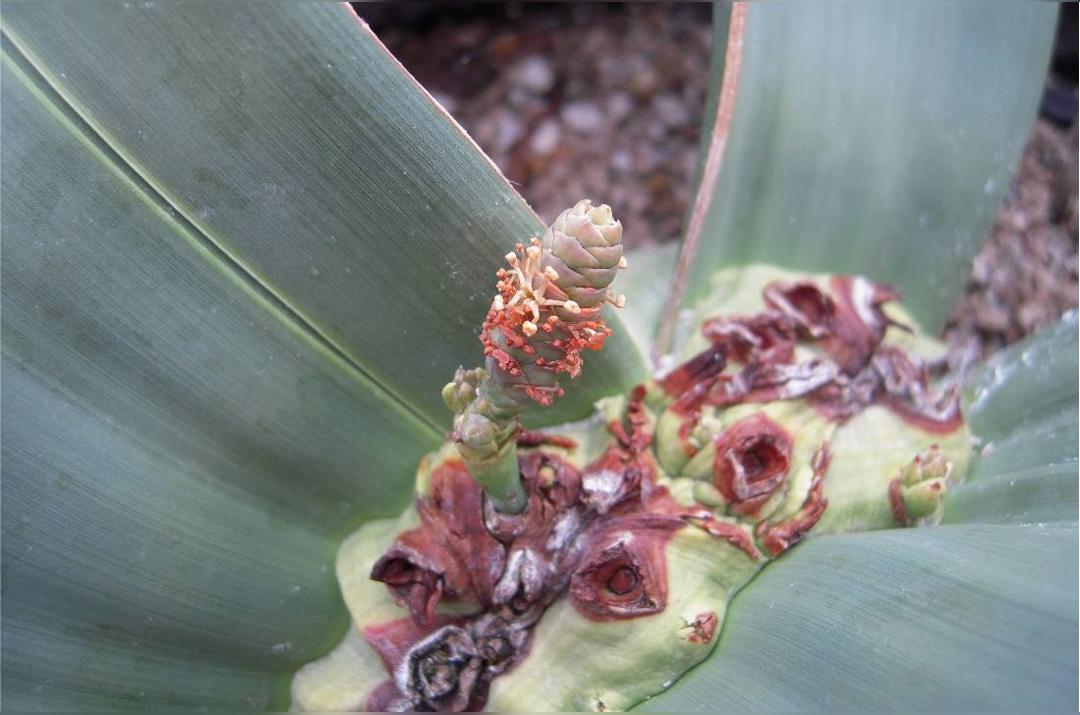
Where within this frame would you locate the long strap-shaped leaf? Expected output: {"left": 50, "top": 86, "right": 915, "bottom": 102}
{"left": 0, "top": 3, "right": 644, "bottom": 709}
{"left": 1, "top": 44, "right": 435, "bottom": 708}
{"left": 1, "top": 2, "right": 646, "bottom": 428}
{"left": 639, "top": 522, "right": 1077, "bottom": 710}
{"left": 638, "top": 315, "right": 1078, "bottom": 710}
{"left": 660, "top": 1, "right": 1057, "bottom": 350}
{"left": 946, "top": 312, "right": 1078, "bottom": 526}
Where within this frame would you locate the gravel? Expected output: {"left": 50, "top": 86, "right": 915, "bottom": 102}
{"left": 945, "top": 120, "right": 1079, "bottom": 359}
{"left": 366, "top": 4, "right": 710, "bottom": 248}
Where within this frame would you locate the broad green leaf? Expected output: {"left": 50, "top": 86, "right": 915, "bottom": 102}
{"left": 0, "top": 44, "right": 445, "bottom": 709}
{"left": 1, "top": 1, "right": 646, "bottom": 429}
{"left": 639, "top": 523, "right": 1078, "bottom": 711}
{"left": 945, "top": 312, "right": 1079, "bottom": 526}
{"left": 0, "top": 4, "right": 645, "bottom": 709}
{"left": 666, "top": 2, "right": 1056, "bottom": 340}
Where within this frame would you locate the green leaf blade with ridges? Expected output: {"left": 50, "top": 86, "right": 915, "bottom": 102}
{"left": 0, "top": 43, "right": 440, "bottom": 710}
{"left": 670, "top": 2, "right": 1056, "bottom": 337}
{"left": 1, "top": 1, "right": 646, "bottom": 429}
{"left": 944, "top": 312, "right": 1078, "bottom": 526}
{"left": 638, "top": 523, "right": 1078, "bottom": 711}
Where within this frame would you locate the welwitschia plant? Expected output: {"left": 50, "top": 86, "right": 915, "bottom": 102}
{"left": 3, "top": 2, "right": 1070, "bottom": 712}
{"left": 292, "top": 227, "right": 970, "bottom": 710}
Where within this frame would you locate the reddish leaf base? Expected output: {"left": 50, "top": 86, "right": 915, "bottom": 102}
{"left": 757, "top": 445, "right": 831, "bottom": 557}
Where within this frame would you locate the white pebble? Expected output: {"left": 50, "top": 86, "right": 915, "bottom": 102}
{"left": 561, "top": 101, "right": 605, "bottom": 134}
{"left": 529, "top": 119, "right": 562, "bottom": 156}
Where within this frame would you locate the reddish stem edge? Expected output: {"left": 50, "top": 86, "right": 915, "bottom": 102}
{"left": 656, "top": 1, "right": 748, "bottom": 357}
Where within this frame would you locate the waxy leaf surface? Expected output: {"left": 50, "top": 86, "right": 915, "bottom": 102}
{"left": 1, "top": 2, "right": 643, "bottom": 709}
{"left": 2, "top": 1, "right": 645, "bottom": 430}
{"left": 670, "top": 2, "right": 1056, "bottom": 336}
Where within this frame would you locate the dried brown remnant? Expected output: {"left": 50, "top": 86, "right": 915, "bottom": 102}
{"left": 888, "top": 477, "right": 911, "bottom": 527}
{"left": 702, "top": 312, "right": 796, "bottom": 365}
{"left": 808, "top": 347, "right": 963, "bottom": 433}
{"left": 366, "top": 385, "right": 754, "bottom": 711}
{"left": 406, "top": 627, "right": 483, "bottom": 711}
{"left": 515, "top": 429, "right": 579, "bottom": 450}
{"left": 666, "top": 276, "right": 962, "bottom": 438}
{"left": 608, "top": 383, "right": 654, "bottom": 454}
{"left": 825, "top": 276, "right": 906, "bottom": 370}
{"left": 680, "top": 513, "right": 761, "bottom": 561}
{"left": 712, "top": 413, "right": 793, "bottom": 517}
{"left": 371, "top": 461, "right": 505, "bottom": 626}
{"left": 363, "top": 616, "right": 479, "bottom": 712}
{"left": 659, "top": 342, "right": 728, "bottom": 400}
{"left": 684, "top": 611, "right": 719, "bottom": 644}
{"left": 370, "top": 549, "right": 446, "bottom": 628}
{"left": 764, "top": 277, "right": 904, "bottom": 373}
{"left": 756, "top": 445, "right": 831, "bottom": 557}
{"left": 870, "top": 348, "right": 964, "bottom": 434}
{"left": 763, "top": 280, "right": 837, "bottom": 341}
{"left": 569, "top": 514, "right": 679, "bottom": 621}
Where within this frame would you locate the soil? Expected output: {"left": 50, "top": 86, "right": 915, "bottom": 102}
{"left": 360, "top": 3, "right": 1078, "bottom": 358}
{"left": 943, "top": 120, "right": 1078, "bottom": 359}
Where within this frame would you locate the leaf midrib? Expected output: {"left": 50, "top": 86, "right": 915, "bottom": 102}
{"left": 1, "top": 29, "right": 444, "bottom": 440}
